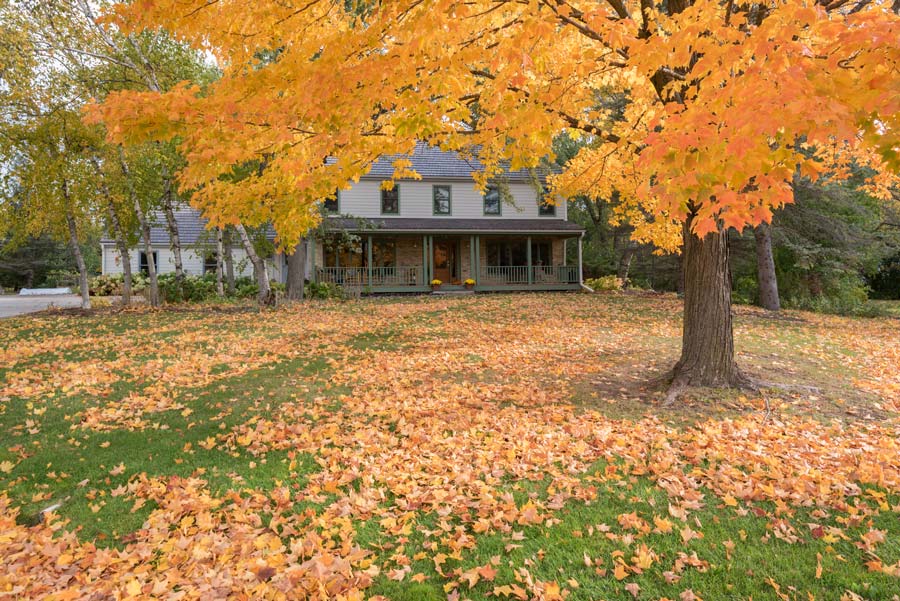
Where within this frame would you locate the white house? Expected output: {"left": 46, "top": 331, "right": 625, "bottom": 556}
{"left": 101, "top": 143, "right": 585, "bottom": 293}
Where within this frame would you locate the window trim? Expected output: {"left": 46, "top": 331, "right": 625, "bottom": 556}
{"left": 482, "top": 185, "right": 501, "bottom": 216}
{"left": 432, "top": 185, "right": 452, "bottom": 216}
{"left": 380, "top": 184, "right": 400, "bottom": 215}
{"left": 323, "top": 190, "right": 340, "bottom": 215}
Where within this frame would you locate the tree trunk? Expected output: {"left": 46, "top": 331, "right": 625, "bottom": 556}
{"left": 235, "top": 223, "right": 272, "bottom": 305}
{"left": 161, "top": 179, "right": 184, "bottom": 292}
{"left": 223, "top": 228, "right": 236, "bottom": 295}
{"left": 91, "top": 156, "right": 132, "bottom": 305}
{"left": 285, "top": 238, "right": 307, "bottom": 301}
{"left": 617, "top": 241, "right": 638, "bottom": 284}
{"left": 753, "top": 223, "right": 780, "bottom": 311}
{"left": 119, "top": 149, "right": 159, "bottom": 306}
{"left": 64, "top": 207, "right": 91, "bottom": 310}
{"left": 107, "top": 201, "right": 133, "bottom": 306}
{"left": 215, "top": 227, "right": 225, "bottom": 297}
{"left": 668, "top": 214, "right": 745, "bottom": 398}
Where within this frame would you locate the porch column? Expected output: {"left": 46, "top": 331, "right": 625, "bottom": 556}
{"left": 469, "top": 235, "right": 475, "bottom": 281}
{"left": 474, "top": 235, "right": 480, "bottom": 283}
{"left": 366, "top": 235, "right": 373, "bottom": 286}
{"left": 428, "top": 235, "right": 434, "bottom": 283}
{"left": 526, "top": 236, "right": 533, "bottom": 285}
{"left": 310, "top": 236, "right": 317, "bottom": 283}
{"left": 577, "top": 234, "right": 584, "bottom": 285}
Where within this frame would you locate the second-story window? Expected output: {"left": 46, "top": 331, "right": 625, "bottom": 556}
{"left": 538, "top": 188, "right": 556, "bottom": 216}
{"left": 323, "top": 190, "right": 339, "bottom": 214}
{"left": 483, "top": 186, "right": 501, "bottom": 215}
{"left": 381, "top": 185, "right": 399, "bottom": 214}
{"left": 433, "top": 185, "right": 451, "bottom": 215}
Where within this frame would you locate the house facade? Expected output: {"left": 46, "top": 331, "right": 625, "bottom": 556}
{"left": 101, "top": 144, "right": 585, "bottom": 293}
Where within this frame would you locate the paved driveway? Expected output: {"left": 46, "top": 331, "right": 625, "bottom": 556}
{"left": 0, "top": 295, "right": 84, "bottom": 318}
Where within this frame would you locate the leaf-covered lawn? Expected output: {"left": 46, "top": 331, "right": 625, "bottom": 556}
{"left": 1, "top": 293, "right": 898, "bottom": 600}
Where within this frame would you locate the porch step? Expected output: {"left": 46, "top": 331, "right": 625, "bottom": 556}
{"left": 432, "top": 289, "right": 475, "bottom": 295}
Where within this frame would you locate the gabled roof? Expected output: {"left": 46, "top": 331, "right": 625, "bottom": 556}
{"left": 100, "top": 208, "right": 276, "bottom": 245}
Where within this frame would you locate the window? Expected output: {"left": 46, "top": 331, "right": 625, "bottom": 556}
{"left": 203, "top": 253, "right": 218, "bottom": 275}
{"left": 323, "top": 238, "right": 363, "bottom": 268}
{"left": 486, "top": 240, "right": 527, "bottom": 266}
{"left": 433, "top": 185, "right": 451, "bottom": 215}
{"left": 139, "top": 251, "right": 158, "bottom": 275}
{"left": 483, "top": 186, "right": 501, "bottom": 215}
{"left": 372, "top": 238, "right": 397, "bottom": 267}
{"left": 381, "top": 185, "right": 399, "bottom": 214}
{"left": 531, "top": 241, "right": 552, "bottom": 266}
{"left": 538, "top": 187, "right": 556, "bottom": 216}
{"left": 323, "top": 190, "right": 339, "bottom": 214}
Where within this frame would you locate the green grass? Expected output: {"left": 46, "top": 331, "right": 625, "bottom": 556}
{"left": 1, "top": 294, "right": 898, "bottom": 599}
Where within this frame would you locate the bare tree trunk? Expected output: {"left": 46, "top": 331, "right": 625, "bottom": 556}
{"left": 235, "top": 223, "right": 272, "bottom": 305}
{"left": 119, "top": 149, "right": 159, "bottom": 306}
{"left": 215, "top": 227, "right": 225, "bottom": 297}
{"left": 285, "top": 238, "right": 307, "bottom": 301}
{"left": 223, "top": 227, "right": 236, "bottom": 295}
{"left": 107, "top": 202, "right": 133, "bottom": 306}
{"left": 753, "top": 223, "right": 780, "bottom": 311}
{"left": 617, "top": 241, "right": 638, "bottom": 284}
{"left": 89, "top": 156, "right": 132, "bottom": 305}
{"left": 161, "top": 178, "right": 184, "bottom": 293}
{"left": 64, "top": 203, "right": 91, "bottom": 310}
{"left": 666, "top": 214, "right": 747, "bottom": 401}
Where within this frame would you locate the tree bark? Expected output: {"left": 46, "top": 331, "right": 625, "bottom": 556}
{"left": 223, "top": 228, "right": 236, "bottom": 295}
{"left": 161, "top": 178, "right": 184, "bottom": 291}
{"left": 215, "top": 227, "right": 225, "bottom": 297}
{"left": 753, "top": 223, "right": 780, "bottom": 311}
{"left": 119, "top": 149, "right": 159, "bottom": 306}
{"left": 617, "top": 241, "right": 638, "bottom": 283}
{"left": 235, "top": 223, "right": 272, "bottom": 305}
{"left": 90, "top": 156, "right": 132, "bottom": 305}
{"left": 285, "top": 238, "right": 307, "bottom": 301}
{"left": 667, "top": 214, "right": 746, "bottom": 398}
{"left": 107, "top": 200, "right": 133, "bottom": 306}
{"left": 63, "top": 200, "right": 91, "bottom": 310}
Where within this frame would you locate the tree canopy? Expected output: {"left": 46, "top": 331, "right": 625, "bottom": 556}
{"left": 90, "top": 0, "right": 900, "bottom": 250}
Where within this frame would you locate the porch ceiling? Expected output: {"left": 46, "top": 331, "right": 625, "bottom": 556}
{"left": 325, "top": 217, "right": 584, "bottom": 235}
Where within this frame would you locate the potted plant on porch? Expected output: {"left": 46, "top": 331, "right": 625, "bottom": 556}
{"left": 464, "top": 278, "right": 475, "bottom": 290}
{"left": 430, "top": 279, "right": 442, "bottom": 291}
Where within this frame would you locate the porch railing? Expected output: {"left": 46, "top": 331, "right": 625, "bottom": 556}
{"left": 316, "top": 266, "right": 422, "bottom": 287}
{"left": 530, "top": 265, "right": 579, "bottom": 284}
{"left": 315, "top": 265, "right": 578, "bottom": 288}
{"left": 480, "top": 266, "right": 529, "bottom": 285}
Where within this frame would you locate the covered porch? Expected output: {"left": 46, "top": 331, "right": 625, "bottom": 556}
{"left": 312, "top": 220, "right": 584, "bottom": 293}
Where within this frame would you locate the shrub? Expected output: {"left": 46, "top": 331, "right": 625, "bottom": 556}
{"left": 88, "top": 273, "right": 149, "bottom": 296}
{"left": 43, "top": 270, "right": 79, "bottom": 288}
{"left": 585, "top": 275, "right": 625, "bottom": 291}
{"left": 158, "top": 274, "right": 217, "bottom": 303}
{"left": 305, "top": 281, "right": 344, "bottom": 300}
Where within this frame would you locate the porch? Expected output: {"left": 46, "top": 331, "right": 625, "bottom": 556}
{"left": 312, "top": 232, "right": 584, "bottom": 294}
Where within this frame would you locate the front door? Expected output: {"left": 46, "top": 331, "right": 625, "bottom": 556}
{"left": 433, "top": 237, "right": 457, "bottom": 283}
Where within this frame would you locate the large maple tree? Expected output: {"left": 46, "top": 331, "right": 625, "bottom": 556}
{"left": 90, "top": 0, "right": 900, "bottom": 393}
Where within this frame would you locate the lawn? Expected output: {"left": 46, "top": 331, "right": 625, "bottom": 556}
{"left": 1, "top": 293, "right": 899, "bottom": 600}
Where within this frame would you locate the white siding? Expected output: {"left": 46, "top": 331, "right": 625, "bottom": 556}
{"left": 101, "top": 244, "right": 256, "bottom": 278}
{"left": 335, "top": 180, "right": 567, "bottom": 221}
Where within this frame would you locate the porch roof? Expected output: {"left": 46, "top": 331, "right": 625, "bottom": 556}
{"left": 325, "top": 217, "right": 584, "bottom": 235}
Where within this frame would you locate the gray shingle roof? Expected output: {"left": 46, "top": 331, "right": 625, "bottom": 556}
{"left": 358, "top": 142, "right": 551, "bottom": 183}
{"left": 101, "top": 208, "right": 276, "bottom": 245}
{"left": 326, "top": 217, "right": 583, "bottom": 234}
